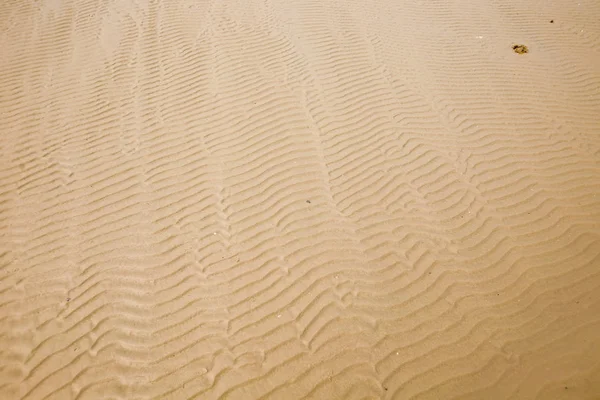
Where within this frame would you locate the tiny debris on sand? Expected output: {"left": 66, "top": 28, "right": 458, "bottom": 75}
{"left": 512, "top": 44, "right": 529, "bottom": 54}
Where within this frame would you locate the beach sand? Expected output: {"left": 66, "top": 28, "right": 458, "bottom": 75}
{"left": 1, "top": 0, "right": 600, "bottom": 398}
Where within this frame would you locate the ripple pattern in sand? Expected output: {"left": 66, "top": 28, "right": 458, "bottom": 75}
{"left": 1, "top": 0, "right": 600, "bottom": 399}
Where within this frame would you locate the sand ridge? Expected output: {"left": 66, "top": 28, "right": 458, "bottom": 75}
{"left": 1, "top": 0, "right": 600, "bottom": 399}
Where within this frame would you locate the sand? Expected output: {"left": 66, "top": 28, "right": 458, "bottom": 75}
{"left": 1, "top": 0, "right": 600, "bottom": 398}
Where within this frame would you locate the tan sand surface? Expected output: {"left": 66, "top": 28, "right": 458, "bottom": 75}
{"left": 2, "top": 0, "right": 600, "bottom": 398}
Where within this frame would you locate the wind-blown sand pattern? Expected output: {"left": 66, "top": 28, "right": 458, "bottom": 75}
{"left": 1, "top": 0, "right": 600, "bottom": 398}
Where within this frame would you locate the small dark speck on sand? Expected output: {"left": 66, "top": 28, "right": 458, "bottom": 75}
{"left": 512, "top": 44, "right": 529, "bottom": 54}
{"left": 550, "top": 20, "right": 554, "bottom": 23}
{"left": 306, "top": 200, "right": 311, "bottom": 204}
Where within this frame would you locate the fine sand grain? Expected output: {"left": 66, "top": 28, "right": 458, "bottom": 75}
{"left": 1, "top": 0, "right": 600, "bottom": 399}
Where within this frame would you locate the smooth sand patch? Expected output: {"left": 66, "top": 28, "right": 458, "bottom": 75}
{"left": 1, "top": 0, "right": 600, "bottom": 398}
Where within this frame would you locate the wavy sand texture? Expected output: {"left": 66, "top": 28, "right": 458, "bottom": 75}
{"left": 1, "top": 0, "right": 600, "bottom": 398}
